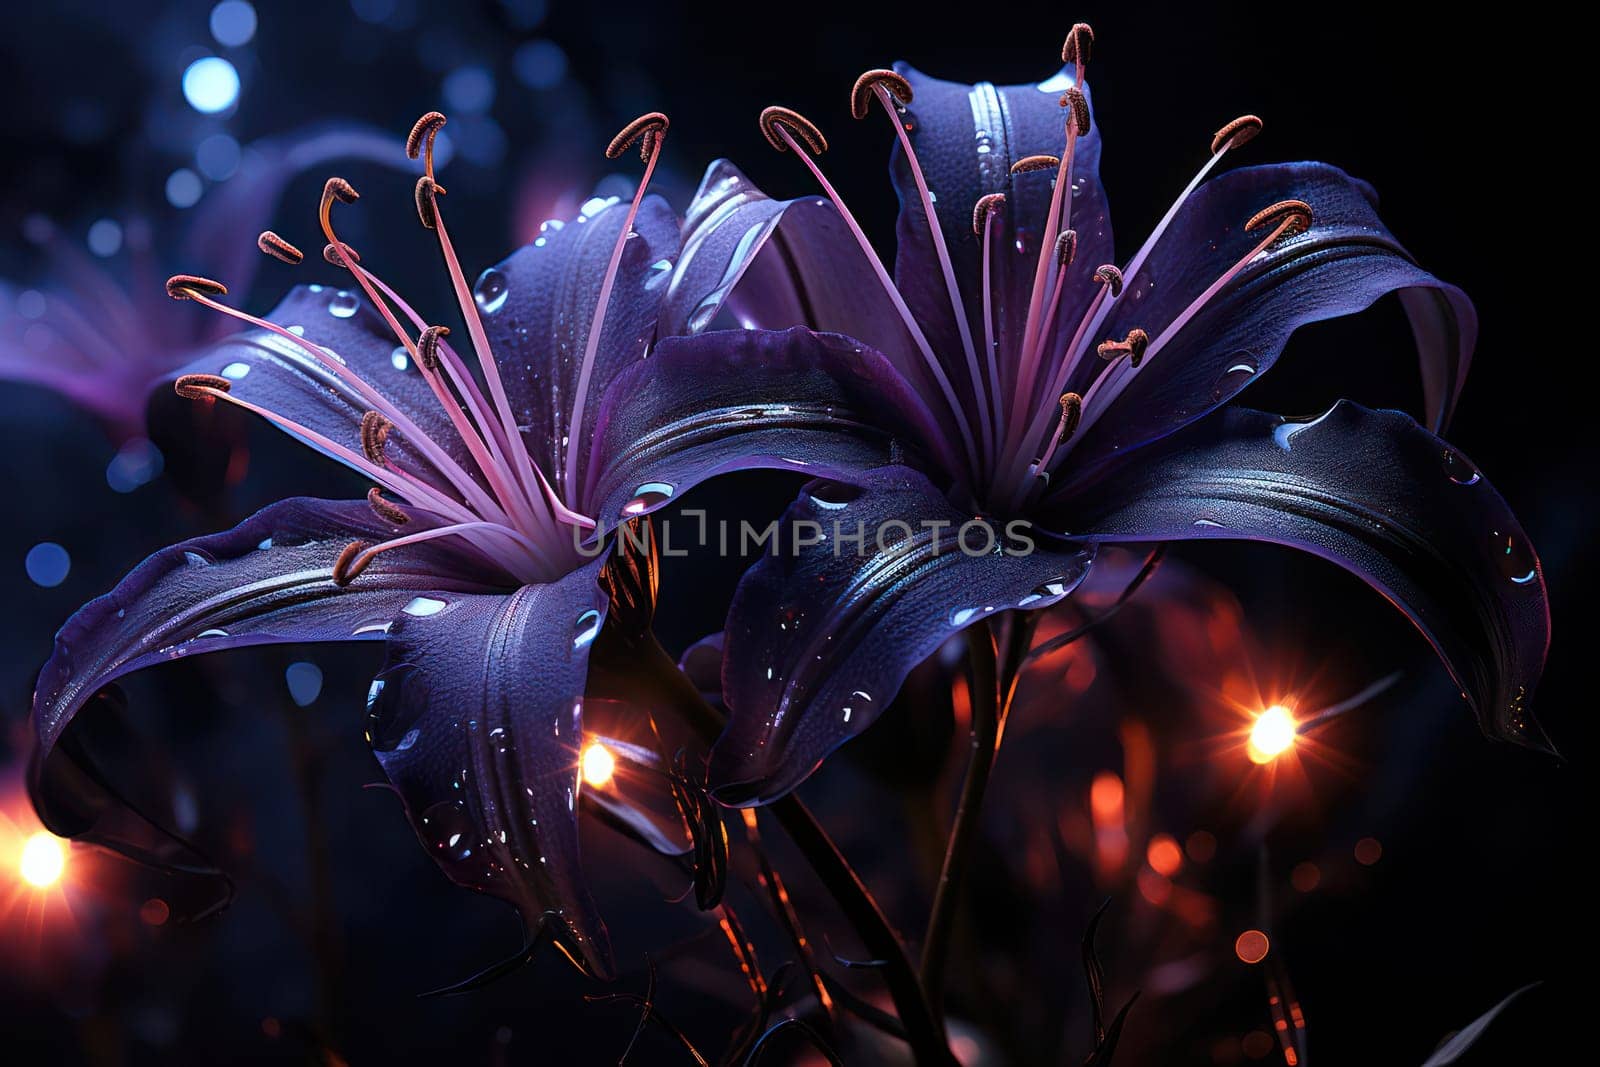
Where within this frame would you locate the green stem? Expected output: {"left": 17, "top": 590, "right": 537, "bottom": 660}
{"left": 919, "top": 622, "right": 1000, "bottom": 1022}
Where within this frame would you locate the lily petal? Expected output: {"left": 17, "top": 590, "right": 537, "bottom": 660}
{"left": 1068, "top": 163, "right": 1474, "bottom": 477}
{"left": 891, "top": 63, "right": 1111, "bottom": 398}
{"left": 29, "top": 498, "right": 497, "bottom": 881}
{"left": 1058, "top": 402, "right": 1549, "bottom": 748}
{"left": 668, "top": 160, "right": 926, "bottom": 385}
{"left": 711, "top": 465, "right": 1094, "bottom": 804}
{"left": 170, "top": 284, "right": 487, "bottom": 495}
{"left": 366, "top": 558, "right": 618, "bottom": 976}
{"left": 477, "top": 194, "right": 680, "bottom": 492}
{"left": 584, "top": 326, "right": 952, "bottom": 523}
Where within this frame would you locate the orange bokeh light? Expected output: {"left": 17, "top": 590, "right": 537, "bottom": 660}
{"left": 1146, "top": 834, "right": 1183, "bottom": 877}
{"left": 1234, "top": 929, "right": 1270, "bottom": 964}
{"left": 1089, "top": 772, "right": 1125, "bottom": 821}
{"left": 580, "top": 741, "right": 616, "bottom": 788}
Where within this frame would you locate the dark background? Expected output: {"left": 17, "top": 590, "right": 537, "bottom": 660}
{"left": 0, "top": 1, "right": 1586, "bottom": 1063}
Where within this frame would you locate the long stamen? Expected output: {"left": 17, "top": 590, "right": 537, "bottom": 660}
{"left": 314, "top": 187, "right": 540, "bottom": 528}
{"left": 169, "top": 275, "right": 509, "bottom": 523}
{"left": 407, "top": 111, "right": 447, "bottom": 183}
{"left": 1057, "top": 114, "right": 1264, "bottom": 388}
{"left": 1075, "top": 201, "right": 1310, "bottom": 437}
{"left": 1004, "top": 228, "right": 1078, "bottom": 458}
{"left": 759, "top": 105, "right": 979, "bottom": 477}
{"left": 859, "top": 72, "right": 992, "bottom": 464}
{"left": 173, "top": 373, "right": 476, "bottom": 524}
{"left": 334, "top": 520, "right": 553, "bottom": 587}
{"left": 562, "top": 112, "right": 669, "bottom": 499}
{"left": 1028, "top": 392, "right": 1082, "bottom": 482}
{"left": 999, "top": 265, "right": 1115, "bottom": 496}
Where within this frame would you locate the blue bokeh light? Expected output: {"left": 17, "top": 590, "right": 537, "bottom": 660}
{"left": 443, "top": 65, "right": 495, "bottom": 113}
{"left": 87, "top": 218, "right": 123, "bottom": 257}
{"left": 25, "top": 542, "right": 71, "bottom": 588}
{"left": 182, "top": 56, "right": 240, "bottom": 114}
{"left": 285, "top": 661, "right": 325, "bottom": 707}
{"left": 513, "top": 40, "right": 567, "bottom": 90}
{"left": 209, "top": 1, "right": 257, "bottom": 47}
{"left": 196, "top": 132, "right": 241, "bottom": 180}
{"left": 166, "top": 168, "right": 204, "bottom": 208}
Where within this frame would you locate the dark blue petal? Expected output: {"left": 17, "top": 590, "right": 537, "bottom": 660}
{"left": 1064, "top": 163, "right": 1475, "bottom": 480}
{"left": 710, "top": 466, "right": 1094, "bottom": 803}
{"left": 670, "top": 160, "right": 925, "bottom": 382}
{"left": 584, "top": 326, "right": 950, "bottom": 523}
{"left": 476, "top": 194, "right": 680, "bottom": 495}
{"left": 29, "top": 498, "right": 497, "bottom": 882}
{"left": 1058, "top": 402, "right": 1548, "bottom": 748}
{"left": 170, "top": 284, "right": 487, "bottom": 497}
{"left": 892, "top": 63, "right": 1111, "bottom": 401}
{"left": 367, "top": 558, "right": 617, "bottom": 976}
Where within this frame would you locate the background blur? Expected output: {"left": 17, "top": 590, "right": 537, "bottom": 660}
{"left": 1, "top": 1, "right": 1585, "bottom": 1063}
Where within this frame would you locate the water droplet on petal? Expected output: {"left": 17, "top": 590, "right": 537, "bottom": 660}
{"left": 419, "top": 800, "right": 476, "bottom": 863}
{"left": 623, "top": 482, "right": 675, "bottom": 516}
{"left": 951, "top": 607, "right": 978, "bottom": 626}
{"left": 1441, "top": 448, "right": 1480, "bottom": 485}
{"left": 646, "top": 258, "right": 674, "bottom": 290}
{"left": 473, "top": 268, "right": 509, "bottom": 314}
{"left": 1491, "top": 529, "right": 1537, "bottom": 585}
{"left": 1212, "top": 356, "right": 1258, "bottom": 402}
{"left": 390, "top": 345, "right": 411, "bottom": 371}
{"left": 573, "top": 608, "right": 602, "bottom": 649}
{"left": 328, "top": 290, "right": 360, "bottom": 318}
{"left": 285, "top": 661, "right": 323, "bottom": 706}
{"left": 402, "top": 595, "right": 448, "bottom": 617}
{"left": 220, "top": 361, "right": 251, "bottom": 380}
{"left": 808, "top": 481, "right": 861, "bottom": 509}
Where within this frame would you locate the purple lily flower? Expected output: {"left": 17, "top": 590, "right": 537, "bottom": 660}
{"left": 28, "top": 111, "right": 922, "bottom": 978}
{"left": 1, "top": 125, "right": 407, "bottom": 478}
{"left": 700, "top": 27, "right": 1550, "bottom": 803}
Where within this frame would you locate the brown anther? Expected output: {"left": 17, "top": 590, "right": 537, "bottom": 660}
{"left": 257, "top": 231, "right": 304, "bottom": 265}
{"left": 1245, "top": 199, "right": 1313, "bottom": 238}
{"left": 1056, "top": 229, "right": 1078, "bottom": 267}
{"left": 165, "top": 274, "right": 228, "bottom": 301}
{"left": 606, "top": 112, "right": 670, "bottom": 161}
{"left": 1125, "top": 327, "right": 1150, "bottom": 367}
{"left": 417, "top": 325, "right": 450, "bottom": 372}
{"left": 1096, "top": 338, "right": 1130, "bottom": 362}
{"left": 850, "top": 69, "right": 913, "bottom": 120}
{"left": 760, "top": 106, "right": 828, "bottom": 155}
{"left": 1062, "top": 86, "right": 1091, "bottom": 135}
{"left": 173, "top": 373, "right": 232, "bottom": 399}
{"left": 360, "top": 410, "right": 393, "bottom": 464}
{"left": 323, "top": 177, "right": 359, "bottom": 206}
{"left": 367, "top": 487, "right": 410, "bottom": 526}
{"left": 1058, "top": 392, "right": 1083, "bottom": 439}
{"left": 1010, "top": 154, "right": 1061, "bottom": 175}
{"left": 972, "top": 193, "right": 1007, "bottom": 235}
{"left": 1093, "top": 264, "right": 1124, "bottom": 296}
{"left": 323, "top": 243, "right": 361, "bottom": 268}
{"left": 1211, "top": 114, "right": 1264, "bottom": 155}
{"left": 406, "top": 111, "right": 447, "bottom": 161}
{"left": 414, "top": 175, "right": 445, "bottom": 230}
{"left": 1061, "top": 22, "right": 1094, "bottom": 65}
{"left": 332, "top": 540, "right": 372, "bottom": 587}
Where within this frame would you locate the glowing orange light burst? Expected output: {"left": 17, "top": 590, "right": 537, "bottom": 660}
{"left": 580, "top": 741, "right": 616, "bottom": 788}
{"left": 18, "top": 832, "right": 65, "bottom": 888}
{"left": 1246, "top": 705, "right": 1298, "bottom": 764}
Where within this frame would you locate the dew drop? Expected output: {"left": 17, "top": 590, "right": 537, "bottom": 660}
{"left": 1193, "top": 517, "right": 1225, "bottom": 528}
{"left": 419, "top": 800, "right": 476, "bottom": 863}
{"left": 328, "top": 290, "right": 359, "bottom": 318}
{"left": 1212, "top": 356, "right": 1258, "bottom": 402}
{"left": 390, "top": 346, "right": 411, "bottom": 372}
{"left": 285, "top": 661, "right": 323, "bottom": 706}
{"left": 1441, "top": 448, "right": 1480, "bottom": 485}
{"left": 951, "top": 607, "right": 978, "bottom": 626}
{"left": 220, "top": 361, "right": 251, "bottom": 380}
{"left": 1491, "top": 529, "right": 1537, "bottom": 585}
{"left": 808, "top": 481, "right": 861, "bottom": 509}
{"left": 573, "top": 608, "right": 602, "bottom": 649}
{"left": 402, "top": 595, "right": 448, "bottom": 617}
{"left": 646, "top": 258, "right": 673, "bottom": 290}
{"left": 622, "top": 482, "right": 675, "bottom": 516}
{"left": 473, "top": 268, "right": 509, "bottom": 314}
